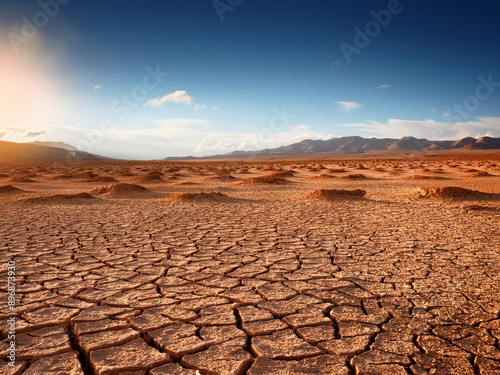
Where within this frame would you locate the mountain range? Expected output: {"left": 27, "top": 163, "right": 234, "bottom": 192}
{"left": 165, "top": 135, "right": 500, "bottom": 160}
{"left": 0, "top": 136, "right": 499, "bottom": 163}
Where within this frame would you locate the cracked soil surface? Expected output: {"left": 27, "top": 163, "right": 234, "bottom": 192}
{"left": 1, "top": 156, "right": 499, "bottom": 374}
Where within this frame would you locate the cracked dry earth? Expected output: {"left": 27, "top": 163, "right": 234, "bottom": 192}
{"left": 0, "top": 158, "right": 500, "bottom": 374}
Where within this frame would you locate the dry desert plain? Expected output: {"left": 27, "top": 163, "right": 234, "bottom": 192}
{"left": 0, "top": 155, "right": 500, "bottom": 375}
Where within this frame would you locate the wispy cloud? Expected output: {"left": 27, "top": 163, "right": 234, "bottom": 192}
{"left": 145, "top": 90, "right": 193, "bottom": 107}
{"left": 430, "top": 108, "right": 437, "bottom": 111}
{"left": 0, "top": 128, "right": 46, "bottom": 141}
{"left": 378, "top": 84, "right": 391, "bottom": 89}
{"left": 194, "top": 104, "right": 206, "bottom": 111}
{"left": 93, "top": 85, "right": 102, "bottom": 91}
{"left": 212, "top": 106, "right": 220, "bottom": 110}
{"left": 336, "top": 101, "right": 362, "bottom": 112}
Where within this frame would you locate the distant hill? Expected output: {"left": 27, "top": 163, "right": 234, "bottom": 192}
{"left": 0, "top": 141, "right": 112, "bottom": 163}
{"left": 451, "top": 137, "right": 476, "bottom": 148}
{"left": 470, "top": 136, "right": 500, "bottom": 149}
{"left": 164, "top": 135, "right": 500, "bottom": 160}
{"left": 29, "top": 141, "right": 78, "bottom": 151}
{"left": 2, "top": 136, "right": 497, "bottom": 163}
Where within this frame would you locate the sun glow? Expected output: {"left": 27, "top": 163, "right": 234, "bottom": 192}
{"left": 0, "top": 37, "right": 61, "bottom": 131}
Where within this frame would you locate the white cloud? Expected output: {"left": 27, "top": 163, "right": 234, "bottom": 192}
{"left": 194, "top": 104, "right": 206, "bottom": 111}
{"left": 336, "top": 101, "right": 362, "bottom": 112}
{"left": 0, "top": 128, "right": 46, "bottom": 141}
{"left": 378, "top": 84, "right": 391, "bottom": 89}
{"left": 212, "top": 106, "right": 220, "bottom": 110}
{"left": 430, "top": 108, "right": 437, "bottom": 111}
{"left": 93, "top": 85, "right": 102, "bottom": 91}
{"left": 443, "top": 113, "right": 452, "bottom": 117}
{"left": 342, "top": 117, "right": 500, "bottom": 140}
{"left": 145, "top": 90, "right": 193, "bottom": 107}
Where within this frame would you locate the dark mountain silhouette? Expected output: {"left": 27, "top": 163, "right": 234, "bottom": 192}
{"left": 0, "top": 141, "right": 112, "bottom": 163}
{"left": 469, "top": 136, "right": 500, "bottom": 149}
{"left": 29, "top": 141, "right": 79, "bottom": 151}
{"left": 451, "top": 137, "right": 476, "bottom": 148}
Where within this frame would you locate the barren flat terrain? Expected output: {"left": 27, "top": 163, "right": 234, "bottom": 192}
{"left": 1, "top": 156, "right": 500, "bottom": 374}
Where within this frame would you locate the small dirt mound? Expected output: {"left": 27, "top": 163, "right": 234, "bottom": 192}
{"left": 267, "top": 171, "right": 295, "bottom": 178}
{"left": 303, "top": 189, "right": 366, "bottom": 200}
{"left": 0, "top": 185, "right": 24, "bottom": 194}
{"left": 461, "top": 204, "right": 499, "bottom": 212}
{"left": 175, "top": 181, "right": 198, "bottom": 185}
{"left": 5, "top": 177, "right": 37, "bottom": 183}
{"left": 308, "top": 174, "right": 336, "bottom": 179}
{"left": 73, "top": 176, "right": 118, "bottom": 183}
{"left": 469, "top": 171, "right": 491, "bottom": 177}
{"left": 238, "top": 175, "right": 289, "bottom": 184}
{"left": 164, "top": 168, "right": 180, "bottom": 173}
{"left": 91, "top": 183, "right": 151, "bottom": 197}
{"left": 163, "top": 176, "right": 179, "bottom": 181}
{"left": 44, "top": 173, "right": 75, "bottom": 181}
{"left": 402, "top": 175, "right": 447, "bottom": 180}
{"left": 130, "top": 174, "right": 163, "bottom": 182}
{"left": 23, "top": 193, "right": 95, "bottom": 204}
{"left": 169, "top": 192, "right": 236, "bottom": 203}
{"left": 72, "top": 171, "right": 98, "bottom": 179}
{"left": 206, "top": 174, "right": 236, "bottom": 181}
{"left": 340, "top": 174, "right": 367, "bottom": 179}
{"left": 325, "top": 168, "right": 346, "bottom": 173}
{"left": 117, "top": 170, "right": 136, "bottom": 177}
{"left": 412, "top": 187, "right": 499, "bottom": 200}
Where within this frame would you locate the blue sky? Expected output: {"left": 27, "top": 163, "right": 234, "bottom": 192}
{"left": 0, "top": 0, "right": 499, "bottom": 158}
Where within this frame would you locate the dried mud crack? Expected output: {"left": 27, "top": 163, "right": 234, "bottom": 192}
{"left": 0, "top": 159, "right": 499, "bottom": 374}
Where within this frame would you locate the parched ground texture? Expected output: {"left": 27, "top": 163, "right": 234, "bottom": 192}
{"left": 0, "top": 157, "right": 500, "bottom": 374}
